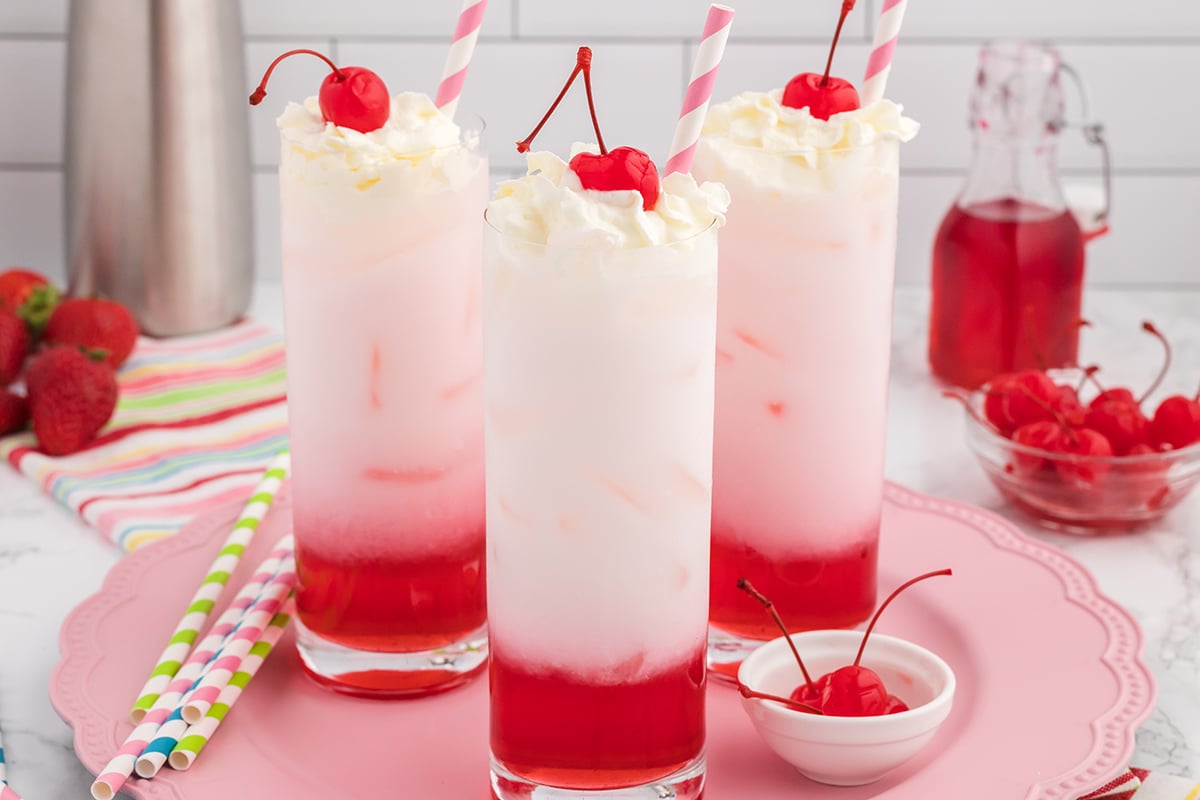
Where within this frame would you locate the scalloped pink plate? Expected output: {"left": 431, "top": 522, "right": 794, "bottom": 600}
{"left": 51, "top": 483, "right": 1155, "bottom": 800}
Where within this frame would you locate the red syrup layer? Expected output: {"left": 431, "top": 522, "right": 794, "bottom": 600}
{"left": 294, "top": 525, "right": 486, "bottom": 652}
{"left": 490, "top": 647, "right": 706, "bottom": 790}
{"left": 709, "top": 524, "right": 878, "bottom": 639}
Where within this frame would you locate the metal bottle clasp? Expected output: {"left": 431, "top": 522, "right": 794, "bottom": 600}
{"left": 1059, "top": 62, "right": 1112, "bottom": 233}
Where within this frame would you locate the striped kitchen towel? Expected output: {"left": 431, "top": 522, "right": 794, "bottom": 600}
{"left": 0, "top": 320, "right": 288, "bottom": 551}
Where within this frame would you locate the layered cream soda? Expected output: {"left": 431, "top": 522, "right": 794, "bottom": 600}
{"left": 693, "top": 91, "right": 917, "bottom": 661}
{"left": 276, "top": 87, "right": 489, "bottom": 695}
{"left": 484, "top": 117, "right": 728, "bottom": 796}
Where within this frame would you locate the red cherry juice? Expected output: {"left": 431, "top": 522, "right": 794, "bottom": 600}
{"left": 490, "top": 646, "right": 706, "bottom": 789}
{"left": 930, "top": 197, "right": 1085, "bottom": 389}
{"left": 709, "top": 528, "right": 878, "bottom": 639}
{"left": 294, "top": 525, "right": 486, "bottom": 652}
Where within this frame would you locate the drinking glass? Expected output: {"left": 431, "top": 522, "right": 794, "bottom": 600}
{"left": 279, "top": 115, "right": 489, "bottom": 697}
{"left": 693, "top": 136, "right": 902, "bottom": 676}
{"left": 484, "top": 217, "right": 718, "bottom": 800}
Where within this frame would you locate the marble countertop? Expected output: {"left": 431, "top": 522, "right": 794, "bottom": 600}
{"left": 0, "top": 284, "right": 1197, "bottom": 797}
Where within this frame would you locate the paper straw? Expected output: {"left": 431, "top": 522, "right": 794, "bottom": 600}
{"left": 664, "top": 4, "right": 736, "bottom": 176}
{"left": 132, "top": 581, "right": 294, "bottom": 778}
{"left": 129, "top": 452, "right": 291, "bottom": 723}
{"left": 0, "top": 725, "right": 22, "bottom": 800}
{"left": 860, "top": 0, "right": 908, "bottom": 106}
{"left": 135, "top": 597, "right": 294, "bottom": 778}
{"left": 91, "top": 539, "right": 296, "bottom": 800}
{"left": 177, "top": 571, "right": 297, "bottom": 725}
{"left": 435, "top": 0, "right": 488, "bottom": 119}
{"left": 167, "top": 600, "right": 294, "bottom": 771}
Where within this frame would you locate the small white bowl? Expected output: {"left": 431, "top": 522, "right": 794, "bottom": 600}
{"left": 737, "top": 629, "right": 956, "bottom": 786}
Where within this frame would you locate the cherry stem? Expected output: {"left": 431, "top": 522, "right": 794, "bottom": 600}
{"left": 1076, "top": 365, "right": 1101, "bottom": 394}
{"left": 516, "top": 47, "right": 606, "bottom": 155}
{"left": 1138, "top": 321, "right": 1171, "bottom": 405}
{"left": 853, "top": 569, "right": 953, "bottom": 667}
{"left": 1017, "top": 384, "right": 1080, "bottom": 445}
{"left": 579, "top": 48, "right": 608, "bottom": 155}
{"left": 1023, "top": 310, "right": 1091, "bottom": 373}
{"left": 737, "top": 579, "right": 815, "bottom": 689}
{"left": 942, "top": 390, "right": 1000, "bottom": 435}
{"left": 249, "top": 49, "right": 344, "bottom": 106}
{"left": 1022, "top": 307, "right": 1047, "bottom": 372}
{"left": 737, "top": 683, "right": 824, "bottom": 715}
{"left": 821, "top": 1, "right": 856, "bottom": 87}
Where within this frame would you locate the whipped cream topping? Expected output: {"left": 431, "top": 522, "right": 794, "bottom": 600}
{"left": 702, "top": 91, "right": 918, "bottom": 153}
{"left": 695, "top": 93, "right": 917, "bottom": 196}
{"left": 488, "top": 144, "right": 730, "bottom": 248}
{"left": 278, "top": 91, "right": 467, "bottom": 169}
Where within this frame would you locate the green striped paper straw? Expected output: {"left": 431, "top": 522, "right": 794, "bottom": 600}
{"left": 128, "top": 451, "right": 290, "bottom": 722}
{"left": 167, "top": 599, "right": 295, "bottom": 771}
{"left": 133, "top": 596, "right": 295, "bottom": 778}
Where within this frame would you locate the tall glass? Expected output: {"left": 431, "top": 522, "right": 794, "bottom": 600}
{"left": 693, "top": 137, "right": 901, "bottom": 675}
{"left": 484, "top": 219, "right": 717, "bottom": 800}
{"left": 279, "top": 115, "right": 488, "bottom": 696}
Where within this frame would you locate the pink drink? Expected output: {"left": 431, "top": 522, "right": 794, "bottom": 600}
{"left": 278, "top": 94, "right": 488, "bottom": 696}
{"left": 694, "top": 93, "right": 916, "bottom": 673}
{"left": 484, "top": 149, "right": 726, "bottom": 799}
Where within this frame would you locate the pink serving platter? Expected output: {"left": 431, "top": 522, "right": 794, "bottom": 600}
{"left": 52, "top": 482, "right": 1156, "bottom": 800}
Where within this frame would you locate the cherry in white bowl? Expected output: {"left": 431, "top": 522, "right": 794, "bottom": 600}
{"left": 738, "top": 629, "right": 955, "bottom": 786}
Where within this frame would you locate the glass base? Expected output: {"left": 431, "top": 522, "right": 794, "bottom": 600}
{"left": 490, "top": 754, "right": 705, "bottom": 800}
{"left": 706, "top": 626, "right": 767, "bottom": 685}
{"left": 295, "top": 618, "right": 487, "bottom": 698}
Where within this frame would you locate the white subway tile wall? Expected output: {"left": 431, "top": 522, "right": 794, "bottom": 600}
{"left": 0, "top": 0, "right": 1196, "bottom": 286}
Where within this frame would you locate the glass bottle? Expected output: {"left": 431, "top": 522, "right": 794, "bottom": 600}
{"left": 929, "top": 40, "right": 1109, "bottom": 389}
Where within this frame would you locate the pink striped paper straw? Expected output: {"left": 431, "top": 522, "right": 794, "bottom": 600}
{"left": 178, "top": 577, "right": 295, "bottom": 724}
{"left": 861, "top": 0, "right": 908, "bottom": 106}
{"left": 168, "top": 599, "right": 295, "bottom": 771}
{"left": 90, "top": 538, "right": 296, "bottom": 800}
{"left": 435, "top": 0, "right": 488, "bottom": 119}
{"left": 129, "top": 451, "right": 290, "bottom": 722}
{"left": 135, "top": 596, "right": 294, "bottom": 778}
{"left": 664, "top": 4, "right": 736, "bottom": 176}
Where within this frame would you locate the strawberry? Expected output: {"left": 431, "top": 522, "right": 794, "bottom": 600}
{"left": 44, "top": 297, "right": 139, "bottom": 368}
{"left": 0, "top": 268, "right": 59, "bottom": 335}
{"left": 0, "top": 389, "right": 28, "bottom": 435}
{"left": 0, "top": 306, "right": 29, "bottom": 385}
{"left": 0, "top": 268, "right": 48, "bottom": 311}
{"left": 25, "top": 348, "right": 118, "bottom": 455}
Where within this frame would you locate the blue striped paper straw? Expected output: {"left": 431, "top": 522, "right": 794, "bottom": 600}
{"left": 0, "top": 723, "right": 25, "bottom": 799}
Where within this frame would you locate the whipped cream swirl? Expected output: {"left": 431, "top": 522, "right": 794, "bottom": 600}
{"left": 702, "top": 91, "right": 918, "bottom": 153}
{"left": 277, "top": 91, "right": 484, "bottom": 211}
{"left": 279, "top": 91, "right": 467, "bottom": 168}
{"left": 488, "top": 144, "right": 730, "bottom": 248}
{"left": 695, "top": 92, "right": 918, "bottom": 195}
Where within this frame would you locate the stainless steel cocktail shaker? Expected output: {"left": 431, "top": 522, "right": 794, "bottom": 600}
{"left": 65, "top": 0, "right": 253, "bottom": 337}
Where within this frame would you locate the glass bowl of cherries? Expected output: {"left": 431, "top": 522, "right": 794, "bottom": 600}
{"left": 955, "top": 324, "right": 1200, "bottom": 533}
{"left": 736, "top": 571, "right": 955, "bottom": 786}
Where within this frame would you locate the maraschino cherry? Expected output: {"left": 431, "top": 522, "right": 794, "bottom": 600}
{"left": 1151, "top": 383, "right": 1200, "bottom": 449}
{"left": 515, "top": 47, "right": 659, "bottom": 211}
{"left": 250, "top": 48, "right": 390, "bottom": 133}
{"left": 781, "top": 1, "right": 860, "bottom": 119}
{"left": 1083, "top": 322, "right": 1171, "bottom": 455}
{"left": 736, "top": 569, "right": 952, "bottom": 717}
